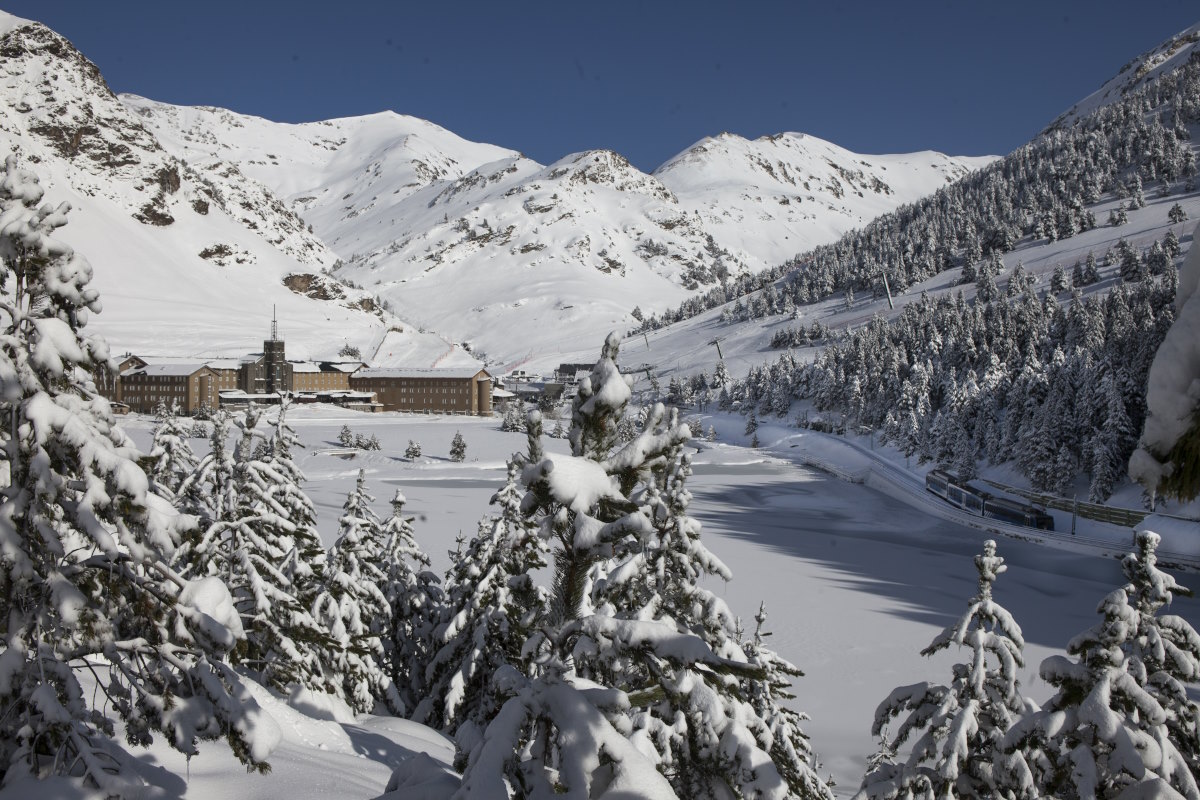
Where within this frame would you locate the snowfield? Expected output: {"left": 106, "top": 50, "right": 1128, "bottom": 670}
{"left": 100, "top": 406, "right": 1200, "bottom": 797}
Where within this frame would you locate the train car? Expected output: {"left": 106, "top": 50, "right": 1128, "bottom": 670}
{"left": 926, "top": 469, "right": 988, "bottom": 512}
{"left": 925, "top": 469, "right": 953, "bottom": 501}
{"left": 983, "top": 496, "right": 1054, "bottom": 531}
{"left": 925, "top": 469, "right": 1053, "bottom": 531}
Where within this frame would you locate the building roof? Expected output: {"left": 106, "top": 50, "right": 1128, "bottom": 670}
{"left": 126, "top": 363, "right": 211, "bottom": 377}
{"left": 204, "top": 359, "right": 241, "bottom": 371}
{"left": 355, "top": 366, "right": 491, "bottom": 380}
{"left": 290, "top": 362, "right": 322, "bottom": 373}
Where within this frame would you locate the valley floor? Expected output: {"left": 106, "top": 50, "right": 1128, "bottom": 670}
{"left": 83, "top": 405, "right": 1200, "bottom": 799}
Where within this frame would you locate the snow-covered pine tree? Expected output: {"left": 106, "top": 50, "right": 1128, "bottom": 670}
{"left": 420, "top": 455, "right": 549, "bottom": 756}
{"left": 858, "top": 540, "right": 1027, "bottom": 800}
{"left": 315, "top": 469, "right": 395, "bottom": 713}
{"left": 0, "top": 156, "right": 273, "bottom": 793}
{"left": 338, "top": 424, "right": 354, "bottom": 447}
{"left": 500, "top": 401, "right": 526, "bottom": 432}
{"left": 405, "top": 439, "right": 422, "bottom": 460}
{"left": 147, "top": 400, "right": 199, "bottom": 502}
{"left": 182, "top": 404, "right": 336, "bottom": 697}
{"left": 458, "top": 334, "right": 823, "bottom": 799}
{"left": 712, "top": 359, "right": 731, "bottom": 390}
{"left": 450, "top": 431, "right": 467, "bottom": 462}
{"left": 1051, "top": 264, "right": 1070, "bottom": 294}
{"left": 1088, "top": 372, "right": 1133, "bottom": 503}
{"left": 1119, "top": 531, "right": 1200, "bottom": 782}
{"left": 1000, "top": 531, "right": 1200, "bottom": 799}
{"left": 378, "top": 487, "right": 443, "bottom": 716}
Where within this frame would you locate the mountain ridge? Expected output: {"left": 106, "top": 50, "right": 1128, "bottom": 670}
{"left": 125, "top": 94, "right": 992, "bottom": 367}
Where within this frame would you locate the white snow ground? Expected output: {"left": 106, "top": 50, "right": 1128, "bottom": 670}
{"left": 90, "top": 405, "right": 1200, "bottom": 799}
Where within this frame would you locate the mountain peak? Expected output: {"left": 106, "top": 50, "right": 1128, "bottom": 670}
{"left": 1047, "top": 22, "right": 1200, "bottom": 131}
{"left": 0, "top": 10, "right": 33, "bottom": 38}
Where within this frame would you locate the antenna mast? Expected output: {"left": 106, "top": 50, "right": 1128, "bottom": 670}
{"left": 271, "top": 305, "right": 278, "bottom": 341}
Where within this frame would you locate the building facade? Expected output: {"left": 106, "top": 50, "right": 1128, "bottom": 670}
{"left": 350, "top": 367, "right": 493, "bottom": 415}
{"left": 291, "top": 362, "right": 357, "bottom": 393}
{"left": 120, "top": 364, "right": 221, "bottom": 414}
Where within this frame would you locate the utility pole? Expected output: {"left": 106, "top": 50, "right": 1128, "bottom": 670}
{"left": 709, "top": 338, "right": 724, "bottom": 360}
{"left": 881, "top": 271, "right": 895, "bottom": 310}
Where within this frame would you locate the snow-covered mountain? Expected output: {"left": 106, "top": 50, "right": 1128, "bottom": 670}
{"left": 654, "top": 131, "right": 992, "bottom": 269}
{"left": 0, "top": 10, "right": 476, "bottom": 367}
{"left": 124, "top": 95, "right": 991, "bottom": 369}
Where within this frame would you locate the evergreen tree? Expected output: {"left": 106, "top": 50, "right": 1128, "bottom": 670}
{"left": 976, "top": 255, "right": 1000, "bottom": 304}
{"left": 1088, "top": 373, "right": 1133, "bottom": 503}
{"left": 378, "top": 488, "right": 443, "bottom": 716}
{"left": 421, "top": 456, "right": 549, "bottom": 756}
{"left": 1118, "top": 240, "right": 1144, "bottom": 283}
{"left": 338, "top": 424, "right": 354, "bottom": 447}
{"left": 500, "top": 401, "right": 526, "bottom": 432}
{"left": 1164, "top": 230, "right": 1181, "bottom": 259}
{"left": 1122, "top": 531, "right": 1200, "bottom": 779}
{"left": 712, "top": 359, "right": 731, "bottom": 390}
{"left": 181, "top": 405, "right": 336, "bottom": 697}
{"left": 858, "top": 541, "right": 1027, "bottom": 800}
{"left": 1001, "top": 532, "right": 1200, "bottom": 799}
{"left": 316, "top": 470, "right": 395, "bottom": 713}
{"left": 1083, "top": 251, "right": 1101, "bottom": 285}
{"left": 0, "top": 156, "right": 272, "bottom": 793}
{"left": 405, "top": 439, "right": 422, "bottom": 460}
{"left": 1169, "top": 203, "right": 1188, "bottom": 225}
{"left": 1071, "top": 259, "right": 1085, "bottom": 289}
{"left": 450, "top": 430, "right": 467, "bottom": 462}
{"left": 1050, "top": 264, "right": 1070, "bottom": 294}
{"left": 147, "top": 400, "right": 199, "bottom": 502}
{"left": 458, "top": 334, "right": 827, "bottom": 798}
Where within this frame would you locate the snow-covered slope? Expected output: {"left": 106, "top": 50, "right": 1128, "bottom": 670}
{"left": 120, "top": 96, "right": 518, "bottom": 221}
{"left": 0, "top": 12, "right": 471, "bottom": 367}
{"left": 654, "top": 131, "right": 992, "bottom": 269}
{"left": 1047, "top": 22, "right": 1200, "bottom": 131}
{"left": 125, "top": 95, "right": 992, "bottom": 369}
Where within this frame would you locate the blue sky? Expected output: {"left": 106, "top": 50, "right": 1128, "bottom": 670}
{"left": 8, "top": 1, "right": 1198, "bottom": 171}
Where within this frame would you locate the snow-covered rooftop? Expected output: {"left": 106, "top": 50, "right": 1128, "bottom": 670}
{"left": 356, "top": 367, "right": 490, "bottom": 380}
{"left": 127, "top": 363, "right": 210, "bottom": 377}
{"left": 205, "top": 359, "right": 241, "bottom": 370}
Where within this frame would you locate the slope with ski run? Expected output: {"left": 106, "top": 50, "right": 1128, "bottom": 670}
{"left": 0, "top": 10, "right": 471, "bottom": 367}
{"left": 628, "top": 184, "right": 1200, "bottom": 384}
{"left": 125, "top": 94, "right": 991, "bottom": 368}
